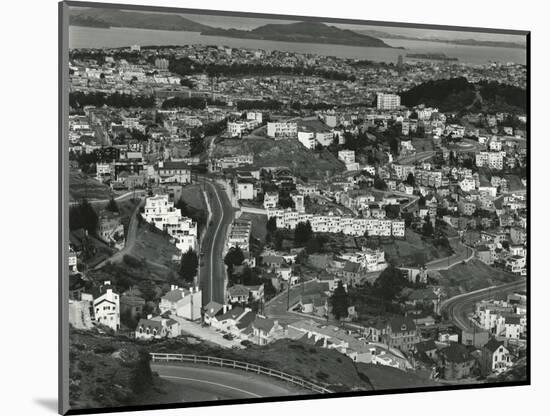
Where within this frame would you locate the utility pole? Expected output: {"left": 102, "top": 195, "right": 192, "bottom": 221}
{"left": 287, "top": 281, "right": 291, "bottom": 311}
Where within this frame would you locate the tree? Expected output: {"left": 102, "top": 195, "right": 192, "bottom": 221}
{"left": 330, "top": 281, "right": 349, "bottom": 321}
{"left": 69, "top": 199, "right": 98, "bottom": 235}
{"left": 180, "top": 248, "right": 199, "bottom": 283}
{"left": 405, "top": 172, "right": 415, "bottom": 187}
{"left": 374, "top": 176, "right": 387, "bottom": 191}
{"left": 305, "top": 237, "right": 322, "bottom": 254}
{"left": 294, "top": 221, "right": 313, "bottom": 245}
{"left": 266, "top": 216, "right": 278, "bottom": 235}
{"left": 374, "top": 265, "right": 409, "bottom": 301}
{"left": 224, "top": 246, "right": 245, "bottom": 267}
{"left": 105, "top": 196, "right": 119, "bottom": 213}
{"left": 422, "top": 215, "right": 434, "bottom": 237}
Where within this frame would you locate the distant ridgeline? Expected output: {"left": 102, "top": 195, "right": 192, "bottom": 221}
{"left": 69, "top": 8, "right": 392, "bottom": 48}
{"left": 400, "top": 77, "right": 527, "bottom": 113}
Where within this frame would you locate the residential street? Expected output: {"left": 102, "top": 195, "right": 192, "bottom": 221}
{"left": 152, "top": 363, "right": 301, "bottom": 401}
{"left": 197, "top": 176, "right": 235, "bottom": 304}
{"left": 439, "top": 279, "right": 527, "bottom": 331}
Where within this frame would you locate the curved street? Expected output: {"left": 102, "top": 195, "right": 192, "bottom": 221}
{"left": 439, "top": 279, "right": 527, "bottom": 331}
{"left": 152, "top": 363, "right": 303, "bottom": 402}
{"left": 197, "top": 177, "right": 234, "bottom": 304}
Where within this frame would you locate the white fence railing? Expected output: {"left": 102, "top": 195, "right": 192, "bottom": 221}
{"left": 150, "top": 353, "right": 332, "bottom": 394}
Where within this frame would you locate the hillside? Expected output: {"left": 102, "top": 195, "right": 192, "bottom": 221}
{"left": 213, "top": 138, "right": 345, "bottom": 180}
{"left": 69, "top": 170, "right": 112, "bottom": 201}
{"left": 69, "top": 330, "right": 180, "bottom": 410}
{"left": 400, "top": 77, "right": 526, "bottom": 113}
{"left": 202, "top": 21, "right": 392, "bottom": 48}
{"left": 69, "top": 8, "right": 211, "bottom": 32}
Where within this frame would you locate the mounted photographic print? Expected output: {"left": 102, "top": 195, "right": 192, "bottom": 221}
{"left": 59, "top": 1, "right": 530, "bottom": 414}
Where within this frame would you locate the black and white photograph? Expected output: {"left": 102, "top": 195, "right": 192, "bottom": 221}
{"left": 59, "top": 1, "right": 529, "bottom": 414}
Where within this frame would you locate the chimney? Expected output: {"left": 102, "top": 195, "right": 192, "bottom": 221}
{"left": 189, "top": 287, "right": 193, "bottom": 294}
{"left": 170, "top": 284, "right": 178, "bottom": 291}
{"left": 222, "top": 304, "right": 227, "bottom": 314}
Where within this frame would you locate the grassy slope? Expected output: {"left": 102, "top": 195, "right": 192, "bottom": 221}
{"left": 213, "top": 138, "right": 345, "bottom": 180}
{"left": 362, "top": 230, "right": 453, "bottom": 267}
{"left": 439, "top": 259, "right": 520, "bottom": 296}
{"left": 179, "top": 184, "right": 207, "bottom": 211}
{"left": 239, "top": 212, "right": 267, "bottom": 243}
{"left": 129, "top": 222, "right": 181, "bottom": 269}
{"left": 70, "top": 171, "right": 113, "bottom": 201}
{"left": 69, "top": 330, "right": 178, "bottom": 411}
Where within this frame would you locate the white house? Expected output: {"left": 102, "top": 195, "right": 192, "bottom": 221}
{"left": 267, "top": 122, "right": 297, "bottom": 139}
{"left": 236, "top": 180, "right": 254, "bottom": 200}
{"left": 159, "top": 285, "right": 202, "bottom": 321}
{"left": 93, "top": 281, "right": 120, "bottom": 331}
{"left": 263, "top": 192, "right": 279, "bottom": 209}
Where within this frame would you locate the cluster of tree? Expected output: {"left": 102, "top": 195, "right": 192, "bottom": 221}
{"left": 105, "top": 197, "right": 119, "bottom": 213}
{"left": 168, "top": 57, "right": 356, "bottom": 81}
{"left": 237, "top": 99, "right": 283, "bottom": 111}
{"left": 179, "top": 248, "right": 198, "bottom": 283}
{"left": 174, "top": 198, "right": 207, "bottom": 230}
{"left": 290, "top": 101, "right": 335, "bottom": 111}
{"left": 69, "top": 199, "right": 98, "bottom": 235}
{"left": 294, "top": 221, "right": 313, "bottom": 246}
{"left": 400, "top": 77, "right": 476, "bottom": 113}
{"left": 401, "top": 77, "right": 526, "bottom": 113}
{"left": 478, "top": 81, "right": 527, "bottom": 112}
{"left": 69, "top": 91, "right": 155, "bottom": 109}
{"left": 373, "top": 264, "right": 410, "bottom": 302}
{"left": 161, "top": 96, "right": 226, "bottom": 110}
{"left": 330, "top": 281, "right": 350, "bottom": 321}
{"left": 422, "top": 214, "right": 435, "bottom": 237}
{"left": 224, "top": 246, "right": 245, "bottom": 281}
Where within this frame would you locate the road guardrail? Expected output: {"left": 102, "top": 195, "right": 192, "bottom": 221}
{"left": 150, "top": 352, "right": 333, "bottom": 394}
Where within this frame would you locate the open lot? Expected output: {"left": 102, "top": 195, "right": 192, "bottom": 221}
{"left": 69, "top": 170, "right": 113, "bottom": 201}
{"left": 213, "top": 137, "right": 345, "bottom": 180}
{"left": 179, "top": 183, "right": 207, "bottom": 211}
{"left": 239, "top": 212, "right": 268, "bottom": 243}
{"left": 438, "top": 259, "right": 520, "bottom": 297}
{"left": 129, "top": 221, "right": 181, "bottom": 269}
{"left": 357, "top": 230, "right": 453, "bottom": 267}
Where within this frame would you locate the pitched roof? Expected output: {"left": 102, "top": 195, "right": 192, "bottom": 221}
{"left": 136, "top": 318, "right": 163, "bottom": 331}
{"left": 227, "top": 284, "right": 250, "bottom": 297}
{"left": 440, "top": 343, "right": 473, "bottom": 363}
{"left": 203, "top": 301, "right": 223, "bottom": 317}
{"left": 162, "top": 288, "right": 190, "bottom": 303}
{"left": 253, "top": 317, "right": 277, "bottom": 333}
{"left": 217, "top": 306, "right": 245, "bottom": 322}
{"left": 236, "top": 310, "right": 257, "bottom": 330}
{"left": 484, "top": 338, "right": 505, "bottom": 353}
{"left": 388, "top": 316, "right": 417, "bottom": 333}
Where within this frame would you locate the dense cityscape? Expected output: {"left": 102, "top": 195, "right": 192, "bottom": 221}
{"left": 66, "top": 8, "right": 528, "bottom": 411}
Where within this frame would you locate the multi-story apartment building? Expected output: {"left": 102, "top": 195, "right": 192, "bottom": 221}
{"left": 266, "top": 209, "right": 405, "bottom": 238}
{"left": 377, "top": 93, "right": 401, "bottom": 110}
{"left": 267, "top": 122, "right": 298, "bottom": 139}
{"left": 143, "top": 194, "right": 197, "bottom": 254}
{"left": 476, "top": 151, "right": 505, "bottom": 170}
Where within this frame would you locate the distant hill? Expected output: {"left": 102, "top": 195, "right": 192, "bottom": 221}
{"left": 201, "top": 21, "right": 392, "bottom": 48}
{"left": 400, "top": 77, "right": 526, "bottom": 113}
{"left": 355, "top": 29, "right": 526, "bottom": 49}
{"left": 69, "top": 8, "right": 211, "bottom": 32}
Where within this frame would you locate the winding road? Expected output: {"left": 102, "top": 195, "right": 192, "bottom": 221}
{"left": 152, "top": 363, "right": 302, "bottom": 402}
{"left": 439, "top": 279, "right": 527, "bottom": 331}
{"left": 196, "top": 176, "right": 234, "bottom": 304}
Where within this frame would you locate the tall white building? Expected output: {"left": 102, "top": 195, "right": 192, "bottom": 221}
{"left": 93, "top": 281, "right": 120, "bottom": 331}
{"left": 377, "top": 93, "right": 401, "bottom": 110}
{"left": 143, "top": 194, "right": 197, "bottom": 254}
